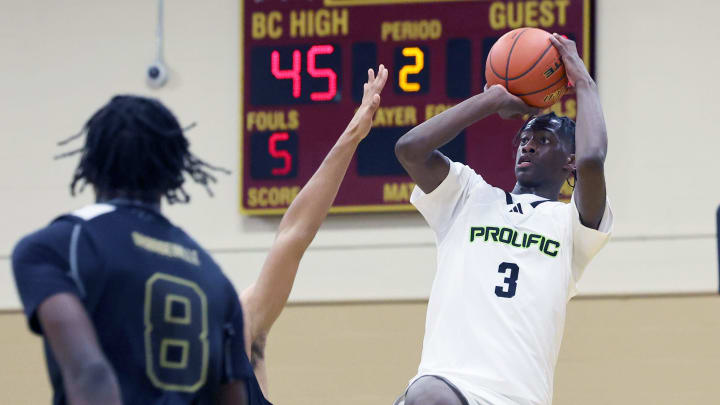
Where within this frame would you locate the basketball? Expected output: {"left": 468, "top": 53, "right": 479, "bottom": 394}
{"left": 485, "top": 28, "right": 569, "bottom": 108}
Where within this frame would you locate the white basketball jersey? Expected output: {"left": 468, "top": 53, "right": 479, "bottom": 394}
{"left": 410, "top": 162, "right": 613, "bottom": 405}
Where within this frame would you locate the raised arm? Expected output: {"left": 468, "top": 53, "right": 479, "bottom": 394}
{"left": 395, "top": 85, "right": 538, "bottom": 193}
{"left": 38, "top": 293, "right": 123, "bottom": 405}
{"left": 240, "top": 65, "right": 388, "bottom": 343}
{"left": 550, "top": 34, "right": 608, "bottom": 229}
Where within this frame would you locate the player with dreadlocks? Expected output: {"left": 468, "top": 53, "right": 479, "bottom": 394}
{"left": 13, "top": 65, "right": 388, "bottom": 405}
{"left": 56, "top": 95, "right": 227, "bottom": 204}
{"left": 393, "top": 35, "right": 612, "bottom": 405}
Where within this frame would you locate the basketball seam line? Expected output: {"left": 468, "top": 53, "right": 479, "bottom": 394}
{"left": 504, "top": 29, "right": 527, "bottom": 90}
{"left": 514, "top": 74, "right": 567, "bottom": 96}
{"left": 489, "top": 52, "right": 506, "bottom": 81}
{"left": 506, "top": 43, "right": 555, "bottom": 81}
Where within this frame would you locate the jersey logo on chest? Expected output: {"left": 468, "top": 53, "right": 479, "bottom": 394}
{"left": 469, "top": 226, "right": 560, "bottom": 257}
{"left": 509, "top": 203, "right": 524, "bottom": 214}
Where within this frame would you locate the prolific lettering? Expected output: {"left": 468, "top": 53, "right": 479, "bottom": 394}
{"left": 489, "top": 0, "right": 570, "bottom": 30}
{"left": 469, "top": 226, "right": 560, "bottom": 257}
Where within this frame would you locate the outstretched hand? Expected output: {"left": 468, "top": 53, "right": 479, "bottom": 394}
{"left": 484, "top": 84, "right": 540, "bottom": 120}
{"left": 549, "top": 33, "right": 592, "bottom": 87}
{"left": 345, "top": 64, "right": 388, "bottom": 139}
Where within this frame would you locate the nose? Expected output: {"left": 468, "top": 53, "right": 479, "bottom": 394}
{"left": 522, "top": 139, "right": 536, "bottom": 154}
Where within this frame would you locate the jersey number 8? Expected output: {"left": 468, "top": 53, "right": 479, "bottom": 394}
{"left": 144, "top": 273, "right": 209, "bottom": 392}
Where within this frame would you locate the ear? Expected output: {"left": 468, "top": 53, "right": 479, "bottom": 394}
{"left": 564, "top": 153, "right": 576, "bottom": 175}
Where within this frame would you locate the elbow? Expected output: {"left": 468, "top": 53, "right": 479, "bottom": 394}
{"left": 66, "top": 361, "right": 119, "bottom": 400}
{"left": 74, "top": 361, "right": 115, "bottom": 385}
{"left": 394, "top": 134, "right": 410, "bottom": 161}
{"left": 276, "top": 226, "right": 314, "bottom": 257}
{"left": 394, "top": 132, "right": 423, "bottom": 165}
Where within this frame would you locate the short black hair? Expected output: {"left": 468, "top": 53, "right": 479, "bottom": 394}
{"left": 57, "top": 95, "right": 227, "bottom": 204}
{"left": 514, "top": 112, "right": 576, "bottom": 153}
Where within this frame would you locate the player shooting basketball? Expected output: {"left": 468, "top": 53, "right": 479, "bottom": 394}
{"left": 12, "top": 66, "right": 387, "bottom": 405}
{"left": 393, "top": 34, "right": 612, "bottom": 405}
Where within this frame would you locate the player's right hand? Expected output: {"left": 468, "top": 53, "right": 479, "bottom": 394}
{"left": 484, "top": 84, "right": 540, "bottom": 120}
{"left": 344, "top": 64, "right": 388, "bottom": 140}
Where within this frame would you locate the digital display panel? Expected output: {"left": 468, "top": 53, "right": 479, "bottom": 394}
{"left": 250, "top": 44, "right": 342, "bottom": 105}
{"left": 241, "top": 0, "right": 594, "bottom": 214}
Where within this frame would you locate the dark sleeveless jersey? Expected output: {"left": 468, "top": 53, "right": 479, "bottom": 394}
{"left": 12, "top": 200, "right": 272, "bottom": 405}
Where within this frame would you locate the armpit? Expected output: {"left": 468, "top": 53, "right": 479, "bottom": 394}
{"left": 250, "top": 333, "right": 267, "bottom": 368}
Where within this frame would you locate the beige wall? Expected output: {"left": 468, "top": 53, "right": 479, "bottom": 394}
{"left": 2, "top": 296, "right": 720, "bottom": 404}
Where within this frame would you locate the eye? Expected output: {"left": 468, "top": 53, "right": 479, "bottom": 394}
{"left": 519, "top": 136, "right": 529, "bottom": 145}
{"left": 541, "top": 136, "right": 550, "bottom": 144}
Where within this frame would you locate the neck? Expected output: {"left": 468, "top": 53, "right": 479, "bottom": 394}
{"left": 511, "top": 182, "right": 562, "bottom": 201}
{"left": 96, "top": 190, "right": 162, "bottom": 210}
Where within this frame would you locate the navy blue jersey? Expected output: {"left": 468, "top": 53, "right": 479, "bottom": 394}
{"left": 12, "top": 201, "right": 271, "bottom": 405}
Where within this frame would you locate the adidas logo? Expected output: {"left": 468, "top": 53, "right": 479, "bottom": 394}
{"left": 509, "top": 203, "right": 523, "bottom": 214}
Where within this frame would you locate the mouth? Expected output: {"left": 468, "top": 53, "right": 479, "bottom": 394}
{"left": 516, "top": 156, "right": 533, "bottom": 169}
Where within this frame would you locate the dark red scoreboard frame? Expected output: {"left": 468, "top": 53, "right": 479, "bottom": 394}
{"left": 241, "top": 0, "right": 594, "bottom": 215}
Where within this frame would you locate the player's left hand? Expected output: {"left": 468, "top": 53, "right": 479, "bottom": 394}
{"left": 549, "top": 33, "right": 592, "bottom": 87}
{"left": 345, "top": 64, "right": 388, "bottom": 140}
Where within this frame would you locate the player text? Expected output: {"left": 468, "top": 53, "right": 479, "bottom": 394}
{"left": 470, "top": 226, "right": 560, "bottom": 257}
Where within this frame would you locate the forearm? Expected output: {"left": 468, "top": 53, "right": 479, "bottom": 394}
{"left": 65, "top": 362, "right": 122, "bottom": 405}
{"left": 38, "top": 294, "right": 122, "bottom": 405}
{"left": 574, "top": 78, "right": 607, "bottom": 167}
{"left": 395, "top": 88, "right": 502, "bottom": 162}
{"left": 243, "top": 130, "right": 361, "bottom": 336}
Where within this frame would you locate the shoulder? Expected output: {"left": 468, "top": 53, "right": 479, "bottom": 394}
{"left": 459, "top": 165, "right": 505, "bottom": 204}
{"left": 415, "top": 161, "right": 502, "bottom": 202}
{"left": 13, "top": 204, "right": 116, "bottom": 266}
{"left": 13, "top": 219, "right": 78, "bottom": 263}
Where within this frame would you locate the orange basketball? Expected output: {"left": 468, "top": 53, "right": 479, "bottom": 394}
{"left": 485, "top": 28, "right": 568, "bottom": 108}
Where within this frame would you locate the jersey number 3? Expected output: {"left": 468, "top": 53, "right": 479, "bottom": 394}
{"left": 144, "top": 273, "right": 209, "bottom": 392}
{"left": 495, "top": 262, "right": 519, "bottom": 298}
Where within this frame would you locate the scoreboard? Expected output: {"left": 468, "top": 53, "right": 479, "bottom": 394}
{"left": 241, "top": 0, "right": 594, "bottom": 214}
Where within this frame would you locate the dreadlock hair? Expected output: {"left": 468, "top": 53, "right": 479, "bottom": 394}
{"left": 56, "top": 95, "right": 229, "bottom": 204}
{"left": 512, "top": 112, "right": 577, "bottom": 187}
